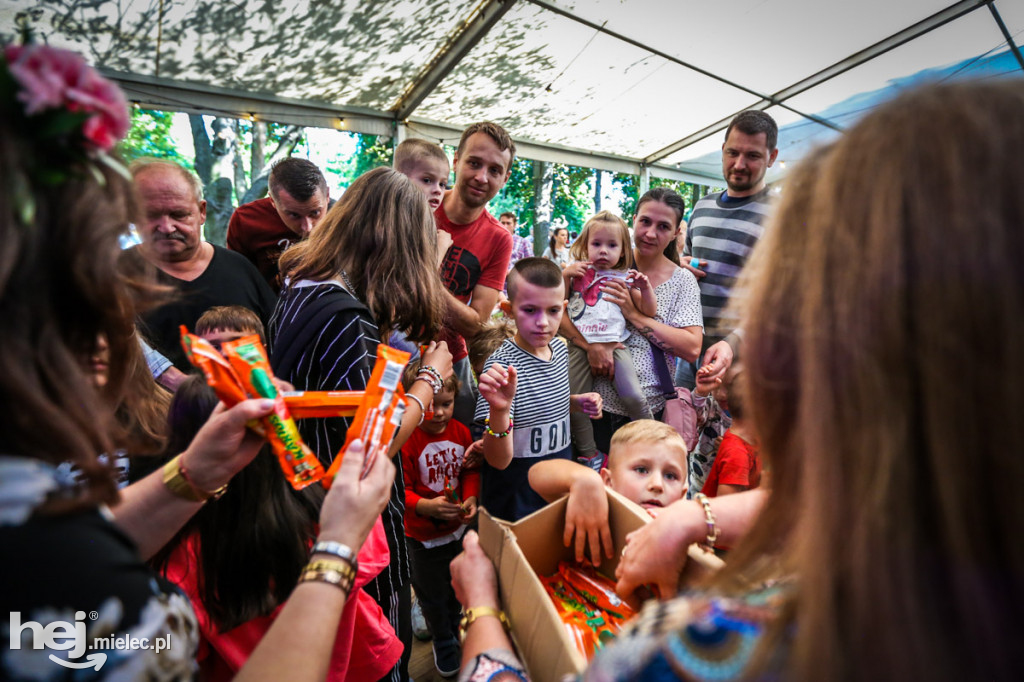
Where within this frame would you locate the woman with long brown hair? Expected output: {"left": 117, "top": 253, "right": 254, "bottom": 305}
{"left": 450, "top": 79, "right": 1024, "bottom": 682}
{"left": 271, "top": 165, "right": 455, "bottom": 681}
{"left": 0, "top": 43, "right": 393, "bottom": 681}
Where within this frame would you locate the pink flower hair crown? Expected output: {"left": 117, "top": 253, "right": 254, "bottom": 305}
{"left": 1, "top": 41, "right": 131, "bottom": 224}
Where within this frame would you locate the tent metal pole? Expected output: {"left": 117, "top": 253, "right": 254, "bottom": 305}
{"left": 392, "top": 0, "right": 517, "bottom": 121}
{"left": 988, "top": 1, "right": 1024, "bottom": 71}
{"left": 521, "top": 0, "right": 834, "bottom": 132}
{"left": 643, "top": 0, "right": 991, "bottom": 165}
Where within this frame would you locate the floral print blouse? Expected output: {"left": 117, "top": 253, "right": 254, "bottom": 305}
{"left": 1, "top": 456, "right": 199, "bottom": 680}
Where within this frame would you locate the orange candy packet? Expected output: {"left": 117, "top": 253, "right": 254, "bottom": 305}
{"left": 180, "top": 327, "right": 248, "bottom": 405}
{"left": 323, "top": 344, "right": 410, "bottom": 488}
{"left": 180, "top": 327, "right": 264, "bottom": 437}
{"left": 282, "top": 391, "right": 363, "bottom": 419}
{"left": 221, "top": 334, "right": 325, "bottom": 490}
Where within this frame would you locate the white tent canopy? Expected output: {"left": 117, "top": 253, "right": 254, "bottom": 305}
{"left": 2, "top": 0, "right": 1022, "bottom": 185}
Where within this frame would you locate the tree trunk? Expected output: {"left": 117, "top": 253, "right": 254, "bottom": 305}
{"left": 190, "top": 113, "right": 213, "bottom": 186}
{"left": 232, "top": 120, "right": 247, "bottom": 205}
{"left": 238, "top": 125, "right": 304, "bottom": 206}
{"left": 594, "top": 169, "right": 602, "bottom": 213}
{"left": 251, "top": 121, "right": 267, "bottom": 182}
{"left": 532, "top": 160, "right": 553, "bottom": 256}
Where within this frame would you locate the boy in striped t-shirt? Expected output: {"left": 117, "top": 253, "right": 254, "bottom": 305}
{"left": 475, "top": 257, "right": 603, "bottom": 521}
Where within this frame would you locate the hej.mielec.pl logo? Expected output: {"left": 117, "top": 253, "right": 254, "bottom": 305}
{"left": 8, "top": 610, "right": 172, "bottom": 671}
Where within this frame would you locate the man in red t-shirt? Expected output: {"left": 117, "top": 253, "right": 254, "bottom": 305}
{"left": 434, "top": 122, "right": 515, "bottom": 427}
{"left": 227, "top": 158, "right": 329, "bottom": 292}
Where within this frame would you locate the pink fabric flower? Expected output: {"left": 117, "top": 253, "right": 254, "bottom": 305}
{"left": 4, "top": 44, "right": 129, "bottom": 151}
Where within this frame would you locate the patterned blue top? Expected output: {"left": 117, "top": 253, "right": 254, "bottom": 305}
{"left": 580, "top": 582, "right": 790, "bottom": 682}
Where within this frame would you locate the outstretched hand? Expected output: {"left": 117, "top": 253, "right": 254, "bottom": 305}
{"left": 615, "top": 497, "right": 694, "bottom": 602}
{"left": 564, "top": 471, "right": 613, "bottom": 565}
{"left": 180, "top": 398, "right": 277, "bottom": 493}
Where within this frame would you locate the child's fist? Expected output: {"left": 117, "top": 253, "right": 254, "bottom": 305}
{"left": 460, "top": 496, "right": 478, "bottom": 523}
{"left": 628, "top": 269, "right": 651, "bottom": 292}
{"left": 479, "top": 363, "right": 517, "bottom": 411}
{"left": 572, "top": 392, "right": 603, "bottom": 419}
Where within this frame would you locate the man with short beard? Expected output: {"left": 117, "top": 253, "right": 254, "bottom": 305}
{"left": 678, "top": 110, "right": 778, "bottom": 387}
{"left": 125, "top": 159, "right": 277, "bottom": 371}
{"left": 434, "top": 122, "right": 515, "bottom": 428}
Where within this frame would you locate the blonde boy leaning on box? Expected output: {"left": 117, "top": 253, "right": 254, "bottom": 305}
{"left": 528, "top": 420, "right": 688, "bottom": 565}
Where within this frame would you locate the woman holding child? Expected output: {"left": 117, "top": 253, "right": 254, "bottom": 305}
{"left": 561, "top": 187, "right": 703, "bottom": 455}
{"left": 450, "top": 81, "right": 1024, "bottom": 682}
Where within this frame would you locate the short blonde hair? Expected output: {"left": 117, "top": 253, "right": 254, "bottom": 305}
{"left": 609, "top": 420, "right": 688, "bottom": 464}
{"left": 394, "top": 138, "right": 449, "bottom": 176}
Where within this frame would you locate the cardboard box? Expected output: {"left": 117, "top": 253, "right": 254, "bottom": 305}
{"left": 477, "top": 489, "right": 723, "bottom": 682}
{"left": 477, "top": 489, "right": 638, "bottom": 681}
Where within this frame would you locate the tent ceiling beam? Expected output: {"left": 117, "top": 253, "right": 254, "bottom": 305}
{"left": 643, "top": 0, "right": 991, "bottom": 165}
{"left": 392, "top": 0, "right": 517, "bottom": 121}
{"left": 102, "top": 69, "right": 398, "bottom": 137}
{"left": 401, "top": 119, "right": 715, "bottom": 183}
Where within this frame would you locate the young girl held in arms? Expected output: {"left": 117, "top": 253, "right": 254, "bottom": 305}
{"left": 563, "top": 211, "right": 656, "bottom": 462}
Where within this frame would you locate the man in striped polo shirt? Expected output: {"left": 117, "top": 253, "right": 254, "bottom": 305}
{"left": 678, "top": 110, "right": 778, "bottom": 388}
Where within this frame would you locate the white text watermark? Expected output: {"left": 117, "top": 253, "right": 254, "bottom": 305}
{"left": 8, "top": 611, "right": 172, "bottom": 671}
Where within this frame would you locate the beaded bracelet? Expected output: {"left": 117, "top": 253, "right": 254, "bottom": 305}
{"left": 484, "top": 417, "right": 513, "bottom": 438}
{"left": 418, "top": 364, "right": 443, "bottom": 385}
{"left": 404, "top": 392, "right": 426, "bottom": 425}
{"left": 414, "top": 371, "right": 442, "bottom": 394}
{"left": 692, "top": 492, "right": 720, "bottom": 552}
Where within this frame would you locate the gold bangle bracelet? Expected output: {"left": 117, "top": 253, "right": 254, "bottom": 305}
{"left": 459, "top": 605, "right": 510, "bottom": 638}
{"left": 298, "top": 561, "right": 355, "bottom": 594}
{"left": 162, "top": 454, "right": 228, "bottom": 503}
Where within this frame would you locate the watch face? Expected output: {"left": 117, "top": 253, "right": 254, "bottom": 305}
{"left": 568, "top": 292, "right": 585, "bottom": 322}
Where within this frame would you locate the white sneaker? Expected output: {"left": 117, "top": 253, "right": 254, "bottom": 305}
{"left": 411, "top": 596, "right": 431, "bottom": 641}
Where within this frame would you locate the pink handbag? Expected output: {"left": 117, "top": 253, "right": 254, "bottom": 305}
{"left": 651, "top": 345, "right": 699, "bottom": 451}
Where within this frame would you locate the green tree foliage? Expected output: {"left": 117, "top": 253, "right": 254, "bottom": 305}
{"left": 488, "top": 157, "right": 536, "bottom": 236}
{"left": 613, "top": 173, "right": 701, "bottom": 221}
{"left": 552, "top": 163, "right": 594, "bottom": 235}
{"left": 343, "top": 134, "right": 393, "bottom": 182}
{"left": 118, "top": 108, "right": 190, "bottom": 166}
{"left": 612, "top": 172, "right": 640, "bottom": 221}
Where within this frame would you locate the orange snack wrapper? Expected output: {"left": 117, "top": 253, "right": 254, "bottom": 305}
{"left": 180, "top": 327, "right": 265, "bottom": 438}
{"left": 180, "top": 327, "right": 248, "bottom": 406}
{"left": 323, "top": 344, "right": 410, "bottom": 488}
{"left": 282, "top": 391, "right": 363, "bottom": 419}
{"left": 559, "top": 563, "right": 636, "bottom": 623}
{"left": 541, "top": 562, "right": 632, "bottom": 661}
{"left": 221, "top": 334, "right": 324, "bottom": 490}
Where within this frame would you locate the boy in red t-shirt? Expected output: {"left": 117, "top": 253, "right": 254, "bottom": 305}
{"left": 701, "top": 371, "right": 761, "bottom": 497}
{"left": 400, "top": 360, "right": 482, "bottom": 678}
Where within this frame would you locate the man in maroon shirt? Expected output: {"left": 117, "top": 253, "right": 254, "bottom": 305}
{"left": 227, "top": 158, "right": 329, "bottom": 292}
